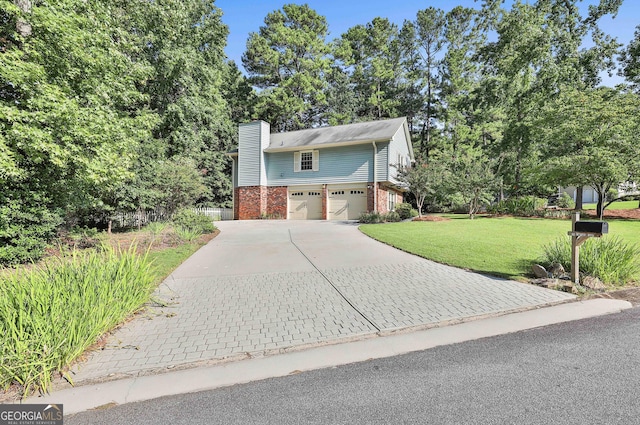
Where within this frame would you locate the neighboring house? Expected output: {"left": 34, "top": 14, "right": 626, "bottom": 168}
{"left": 228, "top": 117, "right": 414, "bottom": 220}
{"left": 559, "top": 182, "right": 639, "bottom": 204}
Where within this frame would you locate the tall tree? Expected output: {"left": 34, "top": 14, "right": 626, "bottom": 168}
{"left": 401, "top": 7, "right": 446, "bottom": 157}
{"left": 242, "top": 4, "right": 330, "bottom": 132}
{"left": 0, "top": 0, "right": 156, "bottom": 262}
{"left": 334, "top": 17, "right": 403, "bottom": 121}
{"left": 539, "top": 87, "right": 639, "bottom": 219}
{"left": 439, "top": 7, "right": 483, "bottom": 154}
{"left": 478, "top": 0, "right": 622, "bottom": 201}
{"left": 123, "top": 0, "right": 236, "bottom": 208}
{"left": 620, "top": 25, "right": 640, "bottom": 92}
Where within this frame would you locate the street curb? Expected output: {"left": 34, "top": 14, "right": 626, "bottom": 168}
{"left": 25, "top": 298, "right": 632, "bottom": 415}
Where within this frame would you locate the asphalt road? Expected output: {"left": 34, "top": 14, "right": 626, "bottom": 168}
{"left": 67, "top": 307, "right": 640, "bottom": 425}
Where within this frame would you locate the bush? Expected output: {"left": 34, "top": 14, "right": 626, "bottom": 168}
{"left": 487, "top": 196, "right": 546, "bottom": 216}
{"left": 0, "top": 245, "right": 155, "bottom": 396}
{"left": 359, "top": 211, "right": 384, "bottom": 224}
{"left": 557, "top": 193, "right": 575, "bottom": 209}
{"left": 0, "top": 202, "right": 62, "bottom": 266}
{"left": 146, "top": 221, "right": 169, "bottom": 237}
{"left": 383, "top": 211, "right": 402, "bottom": 222}
{"left": 395, "top": 203, "right": 418, "bottom": 220}
{"left": 174, "top": 226, "right": 202, "bottom": 242}
{"left": 172, "top": 209, "right": 215, "bottom": 234}
{"left": 359, "top": 211, "right": 402, "bottom": 223}
{"left": 540, "top": 236, "right": 640, "bottom": 285}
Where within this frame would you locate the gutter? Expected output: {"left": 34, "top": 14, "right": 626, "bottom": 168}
{"left": 264, "top": 138, "right": 392, "bottom": 153}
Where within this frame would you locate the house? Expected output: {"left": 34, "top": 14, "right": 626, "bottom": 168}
{"left": 228, "top": 117, "right": 414, "bottom": 220}
{"left": 559, "top": 182, "right": 639, "bottom": 204}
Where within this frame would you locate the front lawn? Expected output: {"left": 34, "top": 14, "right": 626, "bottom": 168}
{"left": 360, "top": 215, "right": 640, "bottom": 281}
{"left": 583, "top": 200, "right": 639, "bottom": 210}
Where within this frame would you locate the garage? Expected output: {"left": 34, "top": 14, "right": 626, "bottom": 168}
{"left": 328, "top": 184, "right": 368, "bottom": 220}
{"left": 288, "top": 186, "right": 323, "bottom": 220}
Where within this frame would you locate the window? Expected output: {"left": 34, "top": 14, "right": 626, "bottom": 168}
{"left": 294, "top": 150, "right": 319, "bottom": 172}
{"left": 388, "top": 190, "right": 396, "bottom": 211}
{"left": 301, "top": 151, "right": 313, "bottom": 170}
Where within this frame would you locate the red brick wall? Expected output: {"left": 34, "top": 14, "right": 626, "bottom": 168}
{"left": 377, "top": 186, "right": 389, "bottom": 213}
{"left": 367, "top": 182, "right": 389, "bottom": 213}
{"left": 236, "top": 186, "right": 267, "bottom": 220}
{"left": 366, "top": 183, "right": 405, "bottom": 214}
{"left": 267, "top": 186, "right": 287, "bottom": 219}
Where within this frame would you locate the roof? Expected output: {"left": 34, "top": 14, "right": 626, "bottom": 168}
{"left": 264, "top": 117, "right": 410, "bottom": 153}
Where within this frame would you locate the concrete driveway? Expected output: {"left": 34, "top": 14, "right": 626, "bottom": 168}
{"left": 66, "top": 220, "right": 574, "bottom": 385}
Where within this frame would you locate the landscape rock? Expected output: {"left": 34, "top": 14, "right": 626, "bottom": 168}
{"left": 531, "top": 278, "right": 560, "bottom": 288}
{"left": 532, "top": 264, "right": 549, "bottom": 279}
{"left": 559, "top": 281, "right": 574, "bottom": 293}
{"left": 582, "top": 276, "right": 606, "bottom": 291}
{"left": 549, "top": 262, "right": 565, "bottom": 277}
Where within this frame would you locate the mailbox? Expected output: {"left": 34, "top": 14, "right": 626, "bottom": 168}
{"left": 574, "top": 221, "right": 608, "bottom": 234}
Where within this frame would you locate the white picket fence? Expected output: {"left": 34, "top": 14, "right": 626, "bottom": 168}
{"left": 193, "top": 207, "right": 234, "bottom": 221}
{"left": 112, "top": 207, "right": 233, "bottom": 228}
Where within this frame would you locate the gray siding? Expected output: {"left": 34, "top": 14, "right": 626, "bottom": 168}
{"left": 266, "top": 144, "right": 376, "bottom": 186}
{"left": 375, "top": 142, "right": 389, "bottom": 182}
{"left": 388, "top": 126, "right": 411, "bottom": 184}
{"left": 238, "top": 121, "right": 269, "bottom": 187}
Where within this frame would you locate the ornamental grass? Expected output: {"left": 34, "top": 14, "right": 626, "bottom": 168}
{"left": 0, "top": 244, "right": 154, "bottom": 397}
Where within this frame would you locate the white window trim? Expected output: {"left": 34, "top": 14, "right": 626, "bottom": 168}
{"left": 294, "top": 150, "right": 319, "bottom": 172}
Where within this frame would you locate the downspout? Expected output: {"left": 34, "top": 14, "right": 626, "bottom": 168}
{"left": 231, "top": 156, "right": 236, "bottom": 219}
{"left": 372, "top": 142, "right": 377, "bottom": 213}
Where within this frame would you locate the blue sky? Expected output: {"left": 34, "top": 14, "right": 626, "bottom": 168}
{"left": 215, "top": 0, "right": 639, "bottom": 86}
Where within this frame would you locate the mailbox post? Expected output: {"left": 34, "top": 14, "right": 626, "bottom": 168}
{"left": 567, "top": 212, "right": 608, "bottom": 284}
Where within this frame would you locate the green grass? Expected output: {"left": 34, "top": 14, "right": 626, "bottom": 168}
{"left": 583, "top": 200, "right": 639, "bottom": 210}
{"left": 148, "top": 241, "right": 203, "bottom": 283}
{"left": 360, "top": 215, "right": 640, "bottom": 281}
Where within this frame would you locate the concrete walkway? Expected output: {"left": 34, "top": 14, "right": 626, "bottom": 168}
{"left": 62, "top": 220, "right": 575, "bottom": 387}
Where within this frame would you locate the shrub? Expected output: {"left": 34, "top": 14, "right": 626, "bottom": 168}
{"left": 383, "top": 211, "right": 402, "bottom": 222}
{"left": 557, "top": 193, "right": 575, "bottom": 209}
{"left": 540, "top": 236, "right": 640, "bottom": 285}
{"left": 0, "top": 245, "right": 155, "bottom": 396}
{"left": 60, "top": 226, "right": 104, "bottom": 249}
{"left": 359, "top": 211, "right": 403, "bottom": 223}
{"left": 173, "top": 226, "right": 202, "bottom": 242}
{"left": 146, "top": 221, "right": 169, "bottom": 237}
{"left": 172, "top": 209, "right": 215, "bottom": 234}
{"left": 487, "top": 196, "right": 546, "bottom": 216}
{"left": 0, "top": 202, "right": 62, "bottom": 266}
{"left": 359, "top": 211, "right": 384, "bottom": 224}
{"left": 395, "top": 203, "right": 418, "bottom": 220}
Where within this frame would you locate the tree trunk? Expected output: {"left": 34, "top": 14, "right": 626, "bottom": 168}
{"left": 575, "top": 186, "right": 583, "bottom": 210}
{"left": 596, "top": 191, "right": 605, "bottom": 220}
{"left": 15, "top": 0, "right": 32, "bottom": 37}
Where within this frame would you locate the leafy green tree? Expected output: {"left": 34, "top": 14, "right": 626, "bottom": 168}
{"left": 0, "top": 0, "right": 156, "bottom": 262}
{"left": 131, "top": 0, "right": 235, "bottom": 207}
{"left": 450, "top": 148, "right": 498, "bottom": 219}
{"left": 478, "top": 0, "right": 622, "bottom": 203}
{"left": 395, "top": 161, "right": 449, "bottom": 217}
{"left": 620, "top": 25, "right": 640, "bottom": 92}
{"left": 243, "top": 4, "right": 330, "bottom": 131}
{"left": 539, "top": 87, "right": 640, "bottom": 219}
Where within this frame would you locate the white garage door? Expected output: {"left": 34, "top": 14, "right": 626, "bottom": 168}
{"left": 288, "top": 187, "right": 323, "bottom": 220}
{"left": 328, "top": 185, "right": 368, "bottom": 220}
